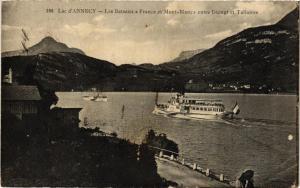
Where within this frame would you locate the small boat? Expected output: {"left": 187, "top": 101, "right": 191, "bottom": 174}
{"left": 82, "top": 93, "right": 108, "bottom": 102}
{"left": 91, "top": 94, "right": 108, "bottom": 102}
{"left": 153, "top": 93, "right": 239, "bottom": 120}
{"left": 83, "top": 95, "right": 95, "bottom": 101}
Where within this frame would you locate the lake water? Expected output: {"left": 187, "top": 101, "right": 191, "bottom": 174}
{"left": 55, "top": 92, "right": 298, "bottom": 186}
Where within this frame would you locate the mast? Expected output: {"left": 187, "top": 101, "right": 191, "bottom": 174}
{"left": 21, "top": 28, "right": 30, "bottom": 54}
{"left": 121, "top": 104, "right": 125, "bottom": 119}
{"left": 155, "top": 92, "right": 159, "bottom": 105}
{"left": 21, "top": 41, "right": 28, "bottom": 54}
{"left": 21, "top": 29, "right": 29, "bottom": 41}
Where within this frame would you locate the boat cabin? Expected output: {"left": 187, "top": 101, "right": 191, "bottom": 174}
{"left": 181, "top": 98, "right": 225, "bottom": 113}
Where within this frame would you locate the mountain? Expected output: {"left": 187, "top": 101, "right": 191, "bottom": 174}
{"left": 1, "top": 35, "right": 179, "bottom": 91}
{"left": 276, "top": 7, "right": 299, "bottom": 30}
{"left": 160, "top": 7, "right": 299, "bottom": 93}
{"left": 170, "top": 49, "right": 205, "bottom": 62}
{"left": 2, "top": 52, "right": 178, "bottom": 91}
{"left": 1, "top": 7, "right": 299, "bottom": 93}
{"left": 2, "top": 36, "right": 85, "bottom": 57}
{"left": 2, "top": 52, "right": 116, "bottom": 91}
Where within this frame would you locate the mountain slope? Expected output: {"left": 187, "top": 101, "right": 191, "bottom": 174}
{"left": 2, "top": 51, "right": 178, "bottom": 91}
{"left": 2, "top": 36, "right": 84, "bottom": 57}
{"left": 160, "top": 7, "right": 299, "bottom": 93}
{"left": 276, "top": 7, "right": 299, "bottom": 30}
{"left": 2, "top": 52, "right": 116, "bottom": 91}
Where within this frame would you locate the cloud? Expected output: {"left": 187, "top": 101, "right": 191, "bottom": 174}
{"left": 118, "top": 40, "right": 155, "bottom": 47}
{"left": 204, "top": 30, "right": 233, "bottom": 40}
{"left": 166, "top": 2, "right": 202, "bottom": 11}
{"left": 2, "top": 25, "right": 23, "bottom": 31}
{"left": 94, "top": 27, "right": 116, "bottom": 34}
{"left": 163, "top": 1, "right": 209, "bottom": 29}
{"left": 62, "top": 22, "right": 116, "bottom": 37}
{"left": 2, "top": 25, "right": 46, "bottom": 34}
{"left": 120, "top": 25, "right": 130, "bottom": 32}
{"left": 144, "top": 24, "right": 155, "bottom": 32}
{"left": 93, "top": 15, "right": 104, "bottom": 22}
{"left": 235, "top": 1, "right": 274, "bottom": 13}
{"left": 167, "top": 19, "right": 179, "bottom": 26}
{"left": 239, "top": 22, "right": 252, "bottom": 30}
{"left": 234, "top": 1, "right": 295, "bottom": 22}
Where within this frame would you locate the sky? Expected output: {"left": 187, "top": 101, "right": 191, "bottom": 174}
{"left": 1, "top": 1, "right": 297, "bottom": 65}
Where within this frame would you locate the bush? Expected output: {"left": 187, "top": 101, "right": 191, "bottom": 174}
{"left": 143, "top": 129, "right": 179, "bottom": 157}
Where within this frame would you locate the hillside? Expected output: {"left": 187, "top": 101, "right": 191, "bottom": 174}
{"left": 2, "top": 52, "right": 179, "bottom": 91}
{"left": 2, "top": 52, "right": 116, "bottom": 91}
{"left": 160, "top": 7, "right": 299, "bottom": 93}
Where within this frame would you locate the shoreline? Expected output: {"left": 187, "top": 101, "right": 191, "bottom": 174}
{"left": 156, "top": 157, "right": 232, "bottom": 187}
{"left": 55, "top": 91, "right": 298, "bottom": 96}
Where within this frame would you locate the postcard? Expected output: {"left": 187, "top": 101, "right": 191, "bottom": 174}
{"left": 1, "top": 1, "right": 299, "bottom": 187}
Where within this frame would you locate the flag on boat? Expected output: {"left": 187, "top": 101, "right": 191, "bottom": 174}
{"left": 232, "top": 102, "right": 240, "bottom": 115}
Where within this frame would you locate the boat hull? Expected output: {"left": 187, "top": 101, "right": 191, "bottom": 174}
{"left": 152, "top": 107, "right": 170, "bottom": 115}
{"left": 169, "top": 113, "right": 224, "bottom": 120}
{"left": 153, "top": 106, "right": 225, "bottom": 120}
{"left": 92, "top": 98, "right": 108, "bottom": 102}
{"left": 83, "top": 96, "right": 94, "bottom": 101}
{"left": 83, "top": 96, "right": 108, "bottom": 102}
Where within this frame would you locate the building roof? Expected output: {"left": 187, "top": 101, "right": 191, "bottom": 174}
{"left": 51, "top": 107, "right": 82, "bottom": 111}
{"left": 2, "top": 85, "right": 41, "bottom": 101}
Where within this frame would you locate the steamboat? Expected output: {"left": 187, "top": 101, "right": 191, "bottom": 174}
{"left": 153, "top": 93, "right": 239, "bottom": 120}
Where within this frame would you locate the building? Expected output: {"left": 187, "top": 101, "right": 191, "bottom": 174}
{"left": 2, "top": 68, "right": 13, "bottom": 84}
{"left": 184, "top": 80, "right": 208, "bottom": 92}
{"left": 241, "top": 84, "right": 251, "bottom": 89}
{"left": 2, "top": 85, "right": 41, "bottom": 119}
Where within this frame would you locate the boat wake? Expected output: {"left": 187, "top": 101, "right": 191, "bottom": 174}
{"left": 221, "top": 117, "right": 295, "bottom": 129}
{"left": 155, "top": 110, "right": 295, "bottom": 129}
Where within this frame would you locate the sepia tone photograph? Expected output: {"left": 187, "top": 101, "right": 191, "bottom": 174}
{"left": 1, "top": 1, "right": 299, "bottom": 187}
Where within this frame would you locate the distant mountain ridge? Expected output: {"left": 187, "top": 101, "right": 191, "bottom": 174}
{"left": 170, "top": 49, "right": 205, "bottom": 62}
{"left": 2, "top": 36, "right": 85, "bottom": 57}
{"left": 2, "top": 52, "right": 176, "bottom": 91}
{"left": 159, "top": 6, "right": 299, "bottom": 93}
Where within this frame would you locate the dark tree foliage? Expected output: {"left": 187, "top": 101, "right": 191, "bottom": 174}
{"left": 143, "top": 129, "right": 179, "bottom": 157}
{"left": 1, "top": 113, "right": 166, "bottom": 187}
